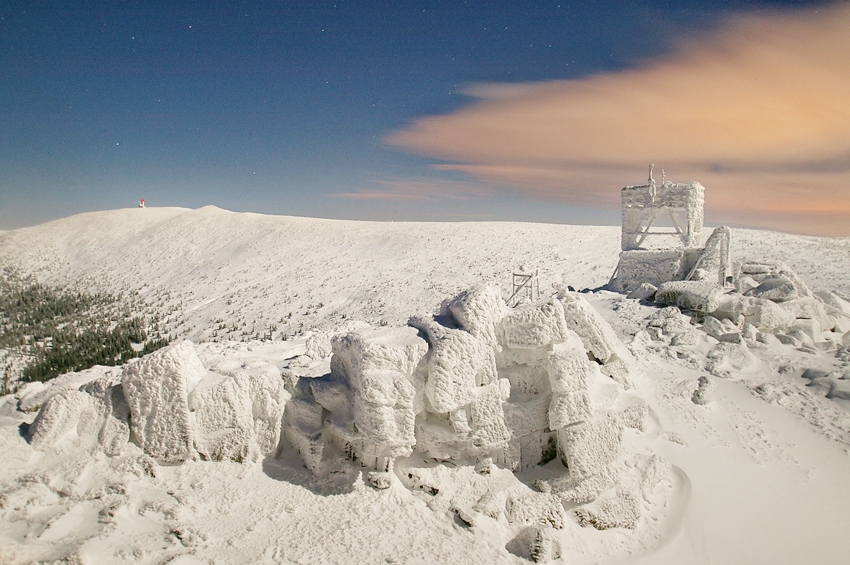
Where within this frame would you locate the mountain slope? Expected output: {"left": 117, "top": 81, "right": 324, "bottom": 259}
{"left": 2, "top": 206, "right": 848, "bottom": 344}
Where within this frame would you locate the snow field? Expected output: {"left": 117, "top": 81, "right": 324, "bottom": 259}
{"left": 2, "top": 207, "right": 850, "bottom": 564}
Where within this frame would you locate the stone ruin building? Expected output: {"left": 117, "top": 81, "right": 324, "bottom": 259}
{"left": 610, "top": 167, "right": 849, "bottom": 375}
{"left": 287, "top": 284, "right": 644, "bottom": 499}
{"left": 24, "top": 283, "right": 660, "bottom": 561}
{"left": 610, "top": 165, "right": 731, "bottom": 293}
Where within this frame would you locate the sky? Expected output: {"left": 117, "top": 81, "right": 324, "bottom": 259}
{"left": 1, "top": 0, "right": 847, "bottom": 236}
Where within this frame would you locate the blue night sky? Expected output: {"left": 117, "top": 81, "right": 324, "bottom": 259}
{"left": 2, "top": 1, "right": 847, "bottom": 235}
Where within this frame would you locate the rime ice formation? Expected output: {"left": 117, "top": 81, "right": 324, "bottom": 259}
{"left": 610, "top": 169, "right": 731, "bottom": 293}
{"left": 611, "top": 172, "right": 846, "bottom": 375}
{"left": 285, "top": 283, "right": 643, "bottom": 517}
{"left": 121, "top": 340, "right": 207, "bottom": 462}
{"left": 25, "top": 282, "right": 658, "bottom": 559}
{"left": 288, "top": 326, "right": 428, "bottom": 471}
{"left": 29, "top": 340, "right": 290, "bottom": 463}
{"left": 692, "top": 376, "right": 716, "bottom": 405}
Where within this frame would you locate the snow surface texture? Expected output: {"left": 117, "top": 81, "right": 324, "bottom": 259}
{"left": 2, "top": 208, "right": 850, "bottom": 564}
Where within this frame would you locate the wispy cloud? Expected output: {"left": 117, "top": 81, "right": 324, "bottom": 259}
{"left": 386, "top": 3, "right": 850, "bottom": 236}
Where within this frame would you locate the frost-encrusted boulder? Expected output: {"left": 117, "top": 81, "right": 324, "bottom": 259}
{"left": 740, "top": 260, "right": 813, "bottom": 298}
{"left": 779, "top": 298, "right": 832, "bottom": 329}
{"left": 190, "top": 370, "right": 289, "bottom": 461}
{"left": 284, "top": 384, "right": 328, "bottom": 472}
{"left": 713, "top": 295, "right": 794, "bottom": 331}
{"left": 692, "top": 376, "right": 716, "bottom": 405}
{"left": 190, "top": 373, "right": 254, "bottom": 461}
{"left": 557, "top": 412, "right": 623, "bottom": 481}
{"left": 442, "top": 283, "right": 506, "bottom": 348}
{"left": 610, "top": 249, "right": 686, "bottom": 293}
{"left": 744, "top": 275, "right": 800, "bottom": 302}
{"left": 705, "top": 342, "right": 758, "bottom": 378}
{"left": 305, "top": 321, "right": 371, "bottom": 360}
{"left": 574, "top": 486, "right": 641, "bottom": 530}
{"left": 81, "top": 377, "right": 131, "bottom": 455}
{"left": 703, "top": 316, "right": 740, "bottom": 342}
{"left": 28, "top": 376, "right": 131, "bottom": 455}
{"left": 411, "top": 318, "right": 496, "bottom": 414}
{"left": 557, "top": 292, "right": 637, "bottom": 389}
{"left": 515, "top": 525, "right": 563, "bottom": 563}
{"left": 499, "top": 300, "right": 568, "bottom": 350}
{"left": 506, "top": 491, "right": 567, "bottom": 529}
{"left": 816, "top": 290, "right": 850, "bottom": 318}
{"left": 546, "top": 341, "right": 594, "bottom": 429}
{"left": 320, "top": 326, "right": 428, "bottom": 466}
{"left": 627, "top": 282, "right": 657, "bottom": 301}
{"left": 331, "top": 326, "right": 427, "bottom": 387}
{"left": 558, "top": 293, "right": 619, "bottom": 363}
{"left": 121, "top": 340, "right": 207, "bottom": 463}
{"left": 655, "top": 281, "right": 725, "bottom": 313}
{"left": 468, "top": 383, "right": 511, "bottom": 451}
{"left": 28, "top": 389, "right": 102, "bottom": 451}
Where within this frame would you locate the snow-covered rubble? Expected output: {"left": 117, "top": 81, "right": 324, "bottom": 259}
{"left": 644, "top": 259, "right": 848, "bottom": 378}
{"left": 29, "top": 341, "right": 290, "bottom": 464}
{"left": 22, "top": 280, "right": 664, "bottom": 561}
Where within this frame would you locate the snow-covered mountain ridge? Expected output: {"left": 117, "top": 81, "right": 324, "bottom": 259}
{"left": 2, "top": 206, "right": 848, "bottom": 344}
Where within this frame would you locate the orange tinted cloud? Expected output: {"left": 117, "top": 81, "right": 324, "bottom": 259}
{"left": 386, "top": 4, "right": 850, "bottom": 236}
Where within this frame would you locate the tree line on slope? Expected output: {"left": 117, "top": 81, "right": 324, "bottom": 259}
{"left": 0, "top": 268, "right": 172, "bottom": 393}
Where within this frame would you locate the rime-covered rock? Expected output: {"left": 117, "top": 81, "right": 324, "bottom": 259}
{"left": 627, "top": 282, "right": 657, "bottom": 301}
{"left": 548, "top": 391, "right": 592, "bottom": 429}
{"left": 549, "top": 465, "right": 620, "bottom": 503}
{"left": 190, "top": 370, "right": 289, "bottom": 461}
{"left": 610, "top": 249, "right": 686, "bottom": 293}
{"left": 546, "top": 339, "right": 592, "bottom": 394}
{"left": 468, "top": 383, "right": 511, "bottom": 451}
{"left": 779, "top": 298, "right": 832, "bottom": 328}
{"left": 740, "top": 260, "right": 813, "bottom": 298}
{"left": 411, "top": 317, "right": 497, "bottom": 414}
{"left": 515, "top": 525, "right": 563, "bottom": 563}
{"left": 619, "top": 397, "right": 649, "bottom": 431}
{"left": 352, "top": 372, "right": 416, "bottom": 456}
{"left": 28, "top": 389, "right": 101, "bottom": 451}
{"left": 284, "top": 396, "right": 325, "bottom": 472}
{"left": 655, "top": 281, "right": 725, "bottom": 313}
{"left": 574, "top": 486, "right": 641, "bottom": 530}
{"left": 714, "top": 295, "right": 794, "bottom": 331}
{"left": 641, "top": 455, "right": 672, "bottom": 496}
{"left": 310, "top": 378, "right": 353, "bottom": 422}
{"left": 816, "top": 290, "right": 850, "bottom": 318}
{"left": 499, "top": 300, "right": 568, "bottom": 350}
{"left": 598, "top": 355, "right": 635, "bottom": 389}
{"left": 558, "top": 291, "right": 630, "bottom": 365}
{"left": 81, "top": 377, "right": 130, "bottom": 456}
{"left": 328, "top": 326, "right": 426, "bottom": 463}
{"left": 191, "top": 373, "right": 254, "bottom": 461}
{"left": 121, "top": 341, "right": 207, "bottom": 463}
{"left": 506, "top": 491, "right": 566, "bottom": 529}
{"left": 744, "top": 275, "right": 800, "bottom": 302}
{"left": 557, "top": 413, "right": 623, "bottom": 481}
{"left": 442, "top": 283, "right": 506, "bottom": 348}
{"left": 331, "top": 326, "right": 427, "bottom": 386}
{"left": 503, "top": 394, "right": 550, "bottom": 439}
{"left": 692, "top": 376, "right": 716, "bottom": 405}
{"left": 705, "top": 342, "right": 759, "bottom": 378}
